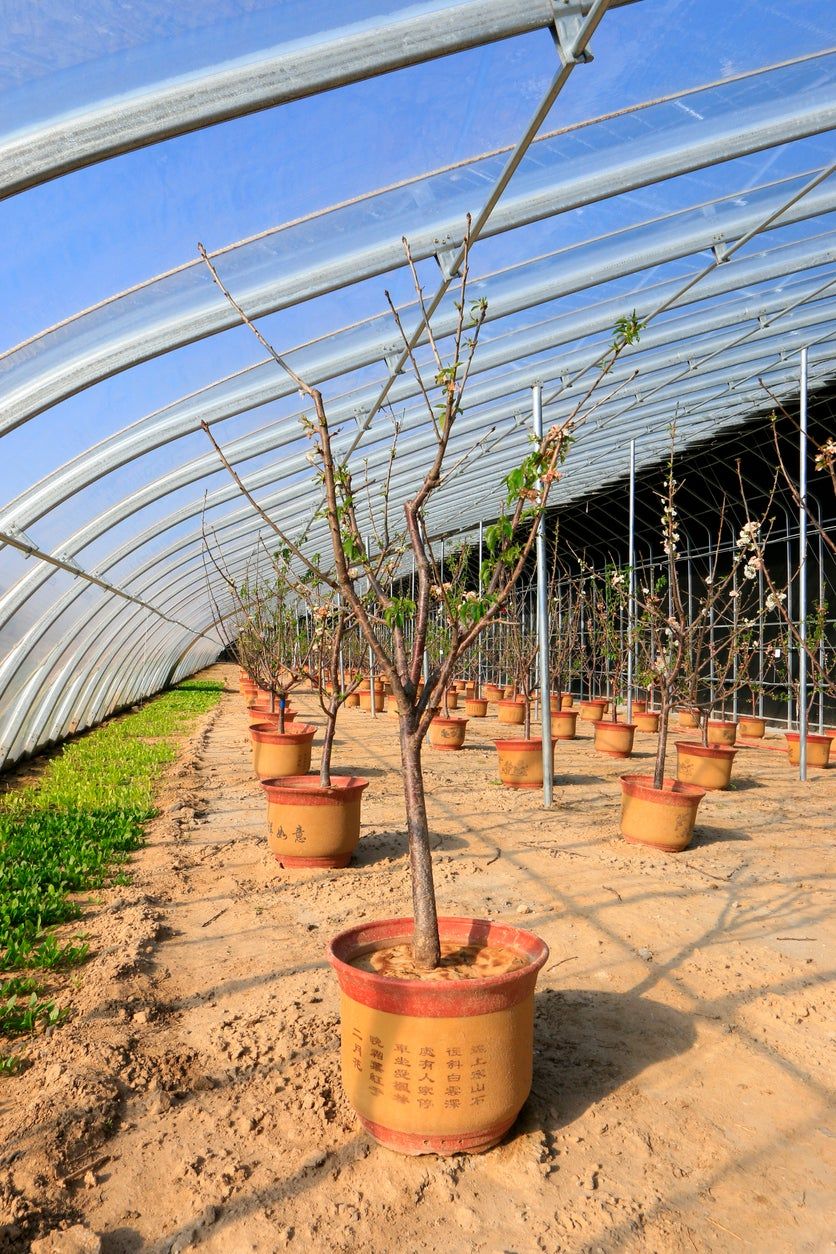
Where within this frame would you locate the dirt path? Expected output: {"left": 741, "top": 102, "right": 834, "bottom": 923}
{"left": 2, "top": 663, "right": 833, "bottom": 1253}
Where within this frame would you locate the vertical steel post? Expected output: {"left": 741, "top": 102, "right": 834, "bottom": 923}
{"left": 798, "top": 347, "right": 808, "bottom": 780}
{"left": 758, "top": 564, "right": 765, "bottom": 718}
{"left": 533, "top": 384, "right": 553, "bottom": 806}
{"left": 786, "top": 513, "right": 793, "bottom": 731}
{"left": 817, "top": 506, "right": 825, "bottom": 734}
{"left": 366, "top": 537, "right": 377, "bottom": 719}
{"left": 477, "top": 519, "right": 484, "bottom": 697}
{"left": 626, "top": 437, "right": 636, "bottom": 724}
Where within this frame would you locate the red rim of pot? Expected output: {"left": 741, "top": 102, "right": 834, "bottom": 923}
{"left": 328, "top": 916, "right": 548, "bottom": 1017}
{"left": 261, "top": 774, "right": 368, "bottom": 804}
{"left": 785, "top": 732, "right": 831, "bottom": 745}
{"left": 249, "top": 722, "right": 316, "bottom": 744}
{"left": 620, "top": 774, "right": 706, "bottom": 805}
{"left": 493, "top": 737, "right": 556, "bottom": 750}
{"left": 594, "top": 720, "right": 636, "bottom": 732}
{"left": 674, "top": 741, "right": 737, "bottom": 760}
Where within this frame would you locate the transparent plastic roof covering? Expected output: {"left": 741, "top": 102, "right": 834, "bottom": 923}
{"left": 1, "top": 0, "right": 835, "bottom": 765}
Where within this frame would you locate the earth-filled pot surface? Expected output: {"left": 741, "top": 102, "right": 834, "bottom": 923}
{"left": 328, "top": 917, "right": 548, "bottom": 1155}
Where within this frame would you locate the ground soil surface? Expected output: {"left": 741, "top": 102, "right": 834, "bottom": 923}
{"left": 1, "top": 663, "right": 833, "bottom": 1253}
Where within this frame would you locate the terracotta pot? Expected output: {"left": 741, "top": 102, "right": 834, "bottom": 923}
{"left": 464, "top": 683, "right": 476, "bottom": 698}
{"left": 249, "top": 723, "right": 316, "bottom": 780}
{"left": 453, "top": 681, "right": 468, "bottom": 693}
{"left": 344, "top": 692, "right": 361, "bottom": 709}
{"left": 676, "top": 708, "right": 700, "bottom": 729}
{"left": 497, "top": 699, "right": 526, "bottom": 726}
{"left": 387, "top": 694, "right": 400, "bottom": 715}
{"left": 483, "top": 683, "right": 503, "bottom": 704}
{"left": 551, "top": 710, "right": 578, "bottom": 740}
{"left": 593, "top": 720, "right": 636, "bottom": 759}
{"left": 262, "top": 775, "right": 369, "bottom": 868}
{"left": 503, "top": 685, "right": 515, "bottom": 699}
{"left": 631, "top": 699, "right": 647, "bottom": 713}
{"left": 560, "top": 693, "right": 574, "bottom": 710}
{"left": 786, "top": 732, "right": 832, "bottom": 768}
{"left": 548, "top": 693, "right": 562, "bottom": 715}
{"left": 464, "top": 697, "right": 488, "bottom": 718}
{"left": 246, "top": 706, "right": 297, "bottom": 729}
{"left": 328, "top": 916, "right": 548, "bottom": 1156}
{"left": 429, "top": 716, "right": 468, "bottom": 751}
{"left": 494, "top": 737, "right": 554, "bottom": 789}
{"left": 619, "top": 774, "right": 706, "bottom": 853}
{"left": 738, "top": 715, "right": 765, "bottom": 738}
{"left": 360, "top": 690, "right": 385, "bottom": 712}
{"left": 445, "top": 689, "right": 459, "bottom": 711}
{"left": 578, "top": 699, "right": 607, "bottom": 723}
{"left": 634, "top": 711, "right": 660, "bottom": 734}
{"left": 707, "top": 720, "right": 738, "bottom": 746}
{"left": 675, "top": 741, "right": 737, "bottom": 790}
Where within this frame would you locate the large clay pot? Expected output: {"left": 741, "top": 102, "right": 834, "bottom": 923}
{"left": 453, "top": 681, "right": 468, "bottom": 693}
{"left": 328, "top": 916, "right": 549, "bottom": 1156}
{"left": 593, "top": 721, "right": 636, "bottom": 759}
{"left": 551, "top": 710, "right": 578, "bottom": 740}
{"left": 578, "top": 699, "right": 607, "bottom": 724}
{"left": 738, "top": 715, "right": 765, "bottom": 738}
{"left": 675, "top": 741, "right": 737, "bottom": 790}
{"left": 497, "top": 699, "right": 526, "bottom": 726}
{"left": 262, "top": 775, "right": 369, "bottom": 868}
{"left": 464, "top": 697, "right": 488, "bottom": 718}
{"left": 483, "top": 683, "right": 504, "bottom": 704}
{"left": 360, "top": 690, "right": 385, "bottom": 712}
{"left": 632, "top": 699, "right": 647, "bottom": 714}
{"left": 344, "top": 692, "right": 361, "bottom": 709}
{"left": 247, "top": 705, "right": 296, "bottom": 728}
{"left": 786, "top": 732, "right": 832, "bottom": 768}
{"left": 429, "top": 716, "right": 468, "bottom": 751}
{"left": 619, "top": 775, "right": 706, "bottom": 852}
{"left": 250, "top": 723, "right": 316, "bottom": 780}
{"left": 560, "top": 693, "right": 574, "bottom": 710}
{"left": 494, "top": 737, "right": 554, "bottom": 789}
{"left": 707, "top": 720, "right": 738, "bottom": 746}
{"left": 676, "top": 707, "right": 700, "bottom": 729}
{"left": 445, "top": 689, "right": 459, "bottom": 711}
{"left": 387, "top": 694, "right": 400, "bottom": 715}
{"left": 634, "top": 711, "right": 660, "bottom": 734}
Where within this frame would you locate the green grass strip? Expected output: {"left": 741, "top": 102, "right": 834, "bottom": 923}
{"left": 0, "top": 678, "right": 223, "bottom": 1060}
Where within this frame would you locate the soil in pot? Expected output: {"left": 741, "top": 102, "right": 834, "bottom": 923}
{"left": 634, "top": 711, "right": 659, "bottom": 734}
{"left": 249, "top": 723, "right": 316, "bottom": 780}
{"left": 619, "top": 774, "right": 706, "bottom": 853}
{"left": 786, "top": 732, "right": 832, "bottom": 768}
{"left": 675, "top": 741, "right": 737, "bottom": 790}
{"left": 428, "top": 716, "right": 468, "bottom": 751}
{"left": 262, "top": 775, "right": 369, "bottom": 868}
{"left": 738, "top": 715, "right": 765, "bottom": 738}
{"left": 494, "top": 737, "right": 554, "bottom": 789}
{"left": 497, "top": 699, "right": 526, "bottom": 726}
{"left": 707, "top": 720, "right": 738, "bottom": 746}
{"left": 464, "top": 697, "right": 488, "bottom": 718}
{"left": 328, "top": 916, "right": 548, "bottom": 1156}
{"left": 593, "top": 721, "right": 636, "bottom": 758}
{"left": 551, "top": 710, "right": 578, "bottom": 740}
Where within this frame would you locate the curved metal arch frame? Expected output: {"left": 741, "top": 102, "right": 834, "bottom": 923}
{"left": 5, "top": 173, "right": 833, "bottom": 549}
{"left": 4, "top": 331, "right": 831, "bottom": 763}
{"left": 3, "top": 58, "right": 835, "bottom": 433}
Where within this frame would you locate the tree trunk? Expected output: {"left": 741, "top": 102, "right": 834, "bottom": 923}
{"left": 320, "top": 705, "right": 336, "bottom": 789}
{"left": 400, "top": 720, "right": 441, "bottom": 970}
{"left": 653, "top": 693, "right": 670, "bottom": 790}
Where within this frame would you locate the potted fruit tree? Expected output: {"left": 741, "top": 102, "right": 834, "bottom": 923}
{"left": 198, "top": 222, "right": 642, "bottom": 1154}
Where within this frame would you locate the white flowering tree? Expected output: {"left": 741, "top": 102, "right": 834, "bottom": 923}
{"left": 631, "top": 455, "right": 774, "bottom": 787}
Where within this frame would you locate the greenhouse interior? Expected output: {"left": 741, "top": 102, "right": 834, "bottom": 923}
{"left": 0, "top": 1, "right": 833, "bottom": 1250}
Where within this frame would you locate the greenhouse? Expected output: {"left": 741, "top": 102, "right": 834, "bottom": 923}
{"left": 0, "top": 1, "right": 833, "bottom": 1250}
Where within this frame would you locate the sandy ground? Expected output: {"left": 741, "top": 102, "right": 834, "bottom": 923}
{"left": 1, "top": 662, "right": 833, "bottom": 1254}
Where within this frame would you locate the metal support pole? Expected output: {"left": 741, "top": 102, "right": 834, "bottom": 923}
{"left": 477, "top": 519, "right": 484, "bottom": 697}
{"left": 757, "top": 565, "right": 765, "bottom": 718}
{"left": 732, "top": 544, "right": 739, "bottom": 721}
{"left": 817, "top": 505, "right": 825, "bottom": 734}
{"left": 626, "top": 438, "right": 636, "bottom": 724}
{"left": 533, "top": 383, "right": 553, "bottom": 807}
{"left": 798, "top": 346, "right": 808, "bottom": 780}
{"left": 366, "top": 537, "right": 377, "bottom": 719}
{"left": 786, "top": 514, "right": 793, "bottom": 731}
